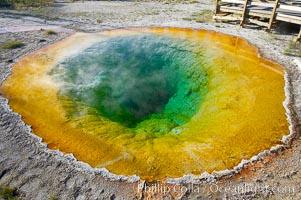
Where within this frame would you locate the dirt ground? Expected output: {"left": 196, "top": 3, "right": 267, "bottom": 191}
{"left": 1, "top": 1, "right": 301, "bottom": 199}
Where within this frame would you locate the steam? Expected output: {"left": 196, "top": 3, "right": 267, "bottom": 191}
{"left": 51, "top": 35, "right": 208, "bottom": 130}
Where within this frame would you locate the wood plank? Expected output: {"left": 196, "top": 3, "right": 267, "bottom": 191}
{"left": 247, "top": 18, "right": 269, "bottom": 27}
{"left": 247, "top": 4, "right": 273, "bottom": 11}
{"left": 245, "top": 9, "right": 272, "bottom": 18}
{"left": 250, "top": 1, "right": 273, "bottom": 8}
{"left": 248, "top": 9, "right": 272, "bottom": 16}
{"left": 276, "top": 14, "right": 301, "bottom": 25}
{"left": 280, "top": 1, "right": 301, "bottom": 6}
{"left": 214, "top": 12, "right": 232, "bottom": 16}
{"left": 277, "top": 13, "right": 301, "bottom": 21}
{"left": 220, "top": 6, "right": 243, "bottom": 14}
{"left": 213, "top": 15, "right": 241, "bottom": 21}
{"left": 279, "top": 4, "right": 301, "bottom": 13}
{"left": 220, "top": 0, "right": 245, "bottom": 4}
{"left": 220, "top": 4, "right": 243, "bottom": 9}
{"left": 252, "top": 0, "right": 274, "bottom": 3}
{"left": 276, "top": 17, "right": 301, "bottom": 25}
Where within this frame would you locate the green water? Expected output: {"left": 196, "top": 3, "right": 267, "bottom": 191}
{"left": 52, "top": 35, "right": 208, "bottom": 134}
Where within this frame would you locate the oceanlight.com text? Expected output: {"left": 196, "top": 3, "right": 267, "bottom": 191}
{"left": 137, "top": 182, "right": 295, "bottom": 197}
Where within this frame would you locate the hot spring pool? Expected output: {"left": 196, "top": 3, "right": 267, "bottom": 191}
{"left": 0, "top": 28, "right": 289, "bottom": 181}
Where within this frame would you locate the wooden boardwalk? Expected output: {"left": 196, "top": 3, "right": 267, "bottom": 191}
{"left": 214, "top": 0, "right": 301, "bottom": 40}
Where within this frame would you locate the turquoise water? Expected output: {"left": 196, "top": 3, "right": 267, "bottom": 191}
{"left": 52, "top": 35, "right": 208, "bottom": 134}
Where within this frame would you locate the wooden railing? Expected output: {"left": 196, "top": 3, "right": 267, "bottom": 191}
{"left": 214, "top": 0, "right": 301, "bottom": 40}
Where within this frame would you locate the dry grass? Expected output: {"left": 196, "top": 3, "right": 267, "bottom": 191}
{"left": 45, "top": 30, "right": 57, "bottom": 35}
{"left": 0, "top": 0, "right": 55, "bottom": 9}
{"left": 182, "top": 9, "right": 213, "bottom": 23}
{"left": 192, "top": 9, "right": 213, "bottom": 23}
{"left": 1, "top": 41, "right": 25, "bottom": 49}
{"left": 284, "top": 39, "right": 301, "bottom": 57}
{"left": 0, "top": 185, "right": 18, "bottom": 200}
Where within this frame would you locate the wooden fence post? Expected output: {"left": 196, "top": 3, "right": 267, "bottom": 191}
{"left": 214, "top": 0, "right": 220, "bottom": 15}
{"left": 297, "top": 27, "right": 301, "bottom": 42}
{"left": 240, "top": 0, "right": 249, "bottom": 27}
{"left": 268, "top": 0, "right": 280, "bottom": 30}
